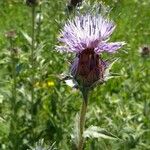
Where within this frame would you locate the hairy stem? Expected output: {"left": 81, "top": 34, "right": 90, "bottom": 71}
{"left": 78, "top": 90, "right": 88, "bottom": 150}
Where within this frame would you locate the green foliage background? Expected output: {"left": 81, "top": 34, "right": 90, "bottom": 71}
{"left": 0, "top": 0, "right": 150, "bottom": 149}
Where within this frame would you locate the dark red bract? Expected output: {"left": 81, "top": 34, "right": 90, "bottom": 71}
{"left": 26, "top": 0, "right": 38, "bottom": 6}
{"left": 74, "top": 49, "right": 106, "bottom": 87}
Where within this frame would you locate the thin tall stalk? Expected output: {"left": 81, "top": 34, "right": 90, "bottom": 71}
{"left": 31, "top": 5, "right": 36, "bottom": 115}
{"left": 36, "top": 4, "right": 42, "bottom": 45}
{"left": 9, "top": 38, "right": 18, "bottom": 149}
{"left": 78, "top": 90, "right": 89, "bottom": 150}
{"left": 10, "top": 43, "right": 17, "bottom": 120}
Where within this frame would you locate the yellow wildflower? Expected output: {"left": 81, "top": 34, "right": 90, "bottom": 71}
{"left": 47, "top": 81, "right": 55, "bottom": 87}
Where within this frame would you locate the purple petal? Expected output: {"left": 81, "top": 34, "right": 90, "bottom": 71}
{"left": 100, "top": 21, "right": 116, "bottom": 40}
{"left": 70, "top": 57, "right": 79, "bottom": 76}
{"left": 95, "top": 42, "right": 126, "bottom": 53}
{"left": 57, "top": 13, "right": 125, "bottom": 54}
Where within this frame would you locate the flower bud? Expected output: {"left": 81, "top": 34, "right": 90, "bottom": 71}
{"left": 67, "top": 0, "right": 83, "bottom": 12}
{"left": 140, "top": 45, "right": 150, "bottom": 57}
{"left": 26, "top": 0, "right": 39, "bottom": 7}
{"left": 5, "top": 30, "right": 17, "bottom": 39}
{"left": 71, "top": 48, "right": 107, "bottom": 88}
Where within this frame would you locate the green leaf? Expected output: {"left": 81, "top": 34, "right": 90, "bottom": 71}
{"left": 21, "top": 30, "right": 32, "bottom": 45}
{"left": 71, "top": 113, "right": 80, "bottom": 147}
{"left": 28, "top": 139, "right": 57, "bottom": 150}
{"left": 84, "top": 126, "right": 118, "bottom": 140}
{"left": 104, "top": 58, "right": 121, "bottom": 81}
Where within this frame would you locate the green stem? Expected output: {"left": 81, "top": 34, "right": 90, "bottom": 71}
{"left": 11, "top": 49, "right": 17, "bottom": 116}
{"left": 36, "top": 4, "right": 42, "bottom": 45}
{"left": 10, "top": 40, "right": 18, "bottom": 149}
{"left": 78, "top": 90, "right": 89, "bottom": 150}
{"left": 31, "top": 5, "right": 35, "bottom": 114}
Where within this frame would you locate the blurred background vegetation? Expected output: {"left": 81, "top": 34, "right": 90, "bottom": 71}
{"left": 0, "top": 0, "right": 150, "bottom": 149}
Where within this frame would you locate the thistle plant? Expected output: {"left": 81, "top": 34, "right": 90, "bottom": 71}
{"left": 30, "top": 0, "right": 36, "bottom": 116}
{"left": 25, "top": 0, "right": 39, "bottom": 143}
{"left": 57, "top": 6, "right": 125, "bottom": 150}
{"left": 30, "top": 0, "right": 36, "bottom": 113}
{"left": 26, "top": 0, "right": 38, "bottom": 121}
{"left": 5, "top": 30, "right": 19, "bottom": 149}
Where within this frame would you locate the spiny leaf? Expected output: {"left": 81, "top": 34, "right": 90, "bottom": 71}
{"left": 21, "top": 30, "right": 32, "bottom": 45}
{"left": 28, "top": 139, "right": 57, "bottom": 150}
{"left": 104, "top": 58, "right": 120, "bottom": 81}
{"left": 71, "top": 113, "right": 80, "bottom": 148}
{"left": 84, "top": 126, "right": 118, "bottom": 140}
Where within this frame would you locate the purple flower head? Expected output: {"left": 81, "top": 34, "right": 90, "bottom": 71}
{"left": 57, "top": 13, "right": 125, "bottom": 88}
